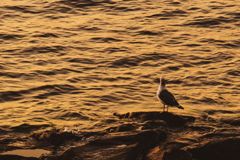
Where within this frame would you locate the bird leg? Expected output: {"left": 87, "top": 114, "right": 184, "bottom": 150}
{"left": 163, "top": 104, "right": 165, "bottom": 112}
{"left": 167, "top": 105, "right": 168, "bottom": 112}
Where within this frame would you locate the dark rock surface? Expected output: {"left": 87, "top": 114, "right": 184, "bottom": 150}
{"left": 59, "top": 130, "right": 167, "bottom": 160}
{"left": 188, "top": 138, "right": 240, "bottom": 160}
{"left": 0, "top": 155, "right": 39, "bottom": 160}
{"left": 2, "top": 111, "right": 240, "bottom": 160}
{"left": 31, "top": 129, "right": 83, "bottom": 146}
{"left": 114, "top": 112, "right": 186, "bottom": 127}
{"left": 146, "top": 147, "right": 192, "bottom": 160}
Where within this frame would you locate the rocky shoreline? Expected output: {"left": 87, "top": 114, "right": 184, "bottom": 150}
{"left": 1, "top": 111, "right": 240, "bottom": 160}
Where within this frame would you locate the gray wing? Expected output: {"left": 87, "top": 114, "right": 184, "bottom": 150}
{"left": 159, "top": 90, "right": 180, "bottom": 106}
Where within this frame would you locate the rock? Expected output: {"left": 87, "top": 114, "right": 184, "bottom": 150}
{"left": 229, "top": 119, "right": 240, "bottom": 126}
{"left": 5, "top": 111, "right": 240, "bottom": 160}
{"left": 116, "top": 123, "right": 137, "bottom": 132}
{"left": 200, "top": 128, "right": 240, "bottom": 139}
{"left": 32, "top": 130, "right": 64, "bottom": 146}
{"left": 39, "top": 155, "right": 58, "bottom": 160}
{"left": 188, "top": 138, "right": 240, "bottom": 160}
{"left": 0, "top": 155, "right": 39, "bottom": 160}
{"left": 146, "top": 146, "right": 192, "bottom": 160}
{"left": 205, "top": 109, "right": 234, "bottom": 115}
{"left": 221, "top": 118, "right": 240, "bottom": 126}
{"left": 32, "top": 129, "right": 82, "bottom": 146}
{"left": 162, "top": 148, "right": 192, "bottom": 160}
{"left": 58, "top": 130, "right": 167, "bottom": 160}
{"left": 142, "top": 120, "right": 167, "bottom": 130}
{"left": 114, "top": 112, "right": 186, "bottom": 127}
{"left": 181, "top": 115, "right": 196, "bottom": 122}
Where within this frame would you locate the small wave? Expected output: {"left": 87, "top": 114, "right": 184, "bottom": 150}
{"left": 57, "top": 0, "right": 115, "bottom": 8}
{"left": 21, "top": 45, "right": 66, "bottom": 54}
{"left": 0, "top": 68, "right": 82, "bottom": 79}
{"left": 110, "top": 6, "right": 141, "bottom": 12}
{"left": 67, "top": 77, "right": 81, "bottom": 83}
{"left": 0, "top": 72, "right": 25, "bottom": 78}
{"left": 200, "top": 38, "right": 240, "bottom": 48}
{"left": 54, "top": 111, "right": 91, "bottom": 120}
{"left": 188, "top": 7, "right": 200, "bottom": 11}
{"left": 138, "top": 30, "right": 163, "bottom": 36}
{"left": 147, "top": 9, "right": 187, "bottom": 18}
{"left": 165, "top": 66, "right": 180, "bottom": 71}
{"left": 35, "top": 68, "right": 82, "bottom": 76}
{"left": 0, "top": 84, "right": 78, "bottom": 102}
{"left": 68, "top": 58, "right": 95, "bottom": 64}
{"left": 201, "top": 80, "right": 231, "bottom": 86}
{"left": 111, "top": 52, "right": 168, "bottom": 67}
{"left": 103, "top": 47, "right": 129, "bottom": 54}
{"left": 198, "top": 97, "right": 219, "bottom": 104}
{"left": 99, "top": 95, "right": 123, "bottom": 102}
{"left": 4, "top": 5, "right": 41, "bottom": 14}
{"left": 11, "top": 123, "right": 50, "bottom": 132}
{"left": 205, "top": 109, "right": 234, "bottom": 115}
{"left": 184, "top": 16, "right": 236, "bottom": 27}
{"left": 32, "top": 33, "right": 58, "bottom": 38}
{"left": 227, "top": 70, "right": 240, "bottom": 76}
{"left": 183, "top": 44, "right": 201, "bottom": 47}
{"left": 78, "top": 26, "right": 101, "bottom": 31}
{"left": 46, "top": 4, "right": 74, "bottom": 14}
{"left": 0, "top": 90, "right": 27, "bottom": 102}
{"left": 0, "top": 33, "right": 25, "bottom": 40}
{"left": 90, "top": 37, "right": 122, "bottom": 43}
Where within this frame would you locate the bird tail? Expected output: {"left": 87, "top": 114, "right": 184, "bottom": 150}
{"left": 177, "top": 105, "right": 184, "bottom": 109}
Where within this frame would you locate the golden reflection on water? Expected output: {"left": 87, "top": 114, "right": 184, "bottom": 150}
{"left": 1, "top": 149, "right": 50, "bottom": 157}
{"left": 0, "top": 0, "right": 239, "bottom": 132}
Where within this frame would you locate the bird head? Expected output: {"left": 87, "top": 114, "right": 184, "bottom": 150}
{"left": 160, "top": 76, "right": 166, "bottom": 86}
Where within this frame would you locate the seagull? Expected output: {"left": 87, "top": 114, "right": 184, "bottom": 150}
{"left": 157, "top": 76, "right": 184, "bottom": 112}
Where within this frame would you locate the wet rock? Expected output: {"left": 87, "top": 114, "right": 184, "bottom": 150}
{"left": 200, "top": 128, "right": 240, "bottom": 139}
{"left": 32, "top": 129, "right": 82, "bottom": 146}
{"left": 58, "top": 130, "right": 167, "bottom": 160}
{"left": 10, "top": 123, "right": 50, "bottom": 132}
{"left": 126, "top": 130, "right": 167, "bottom": 160}
{"left": 229, "top": 119, "right": 240, "bottom": 126}
{"left": 142, "top": 120, "right": 167, "bottom": 130}
{"left": 0, "top": 139, "right": 21, "bottom": 152}
{"left": 181, "top": 115, "right": 196, "bottom": 122}
{"left": 221, "top": 117, "right": 240, "bottom": 126}
{"left": 162, "top": 148, "right": 192, "bottom": 160}
{"left": 5, "top": 111, "right": 240, "bottom": 160}
{"left": 205, "top": 109, "right": 234, "bottom": 115}
{"left": 146, "top": 146, "right": 192, "bottom": 160}
{"left": 116, "top": 123, "right": 137, "bottom": 132}
{"left": 114, "top": 112, "right": 186, "bottom": 127}
{"left": 0, "top": 155, "right": 39, "bottom": 160}
{"left": 146, "top": 138, "right": 194, "bottom": 160}
{"left": 39, "top": 155, "right": 58, "bottom": 160}
{"left": 32, "top": 130, "right": 64, "bottom": 146}
{"left": 188, "top": 138, "right": 240, "bottom": 160}
{"left": 188, "top": 125, "right": 214, "bottom": 132}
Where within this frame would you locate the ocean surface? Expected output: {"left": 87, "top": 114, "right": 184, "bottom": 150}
{"left": 0, "top": 0, "right": 239, "bottom": 138}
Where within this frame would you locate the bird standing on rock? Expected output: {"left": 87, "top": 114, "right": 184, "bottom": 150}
{"left": 157, "top": 77, "right": 184, "bottom": 112}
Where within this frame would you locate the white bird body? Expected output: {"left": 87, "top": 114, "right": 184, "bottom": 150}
{"left": 156, "top": 84, "right": 165, "bottom": 104}
{"left": 157, "top": 77, "right": 184, "bottom": 112}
